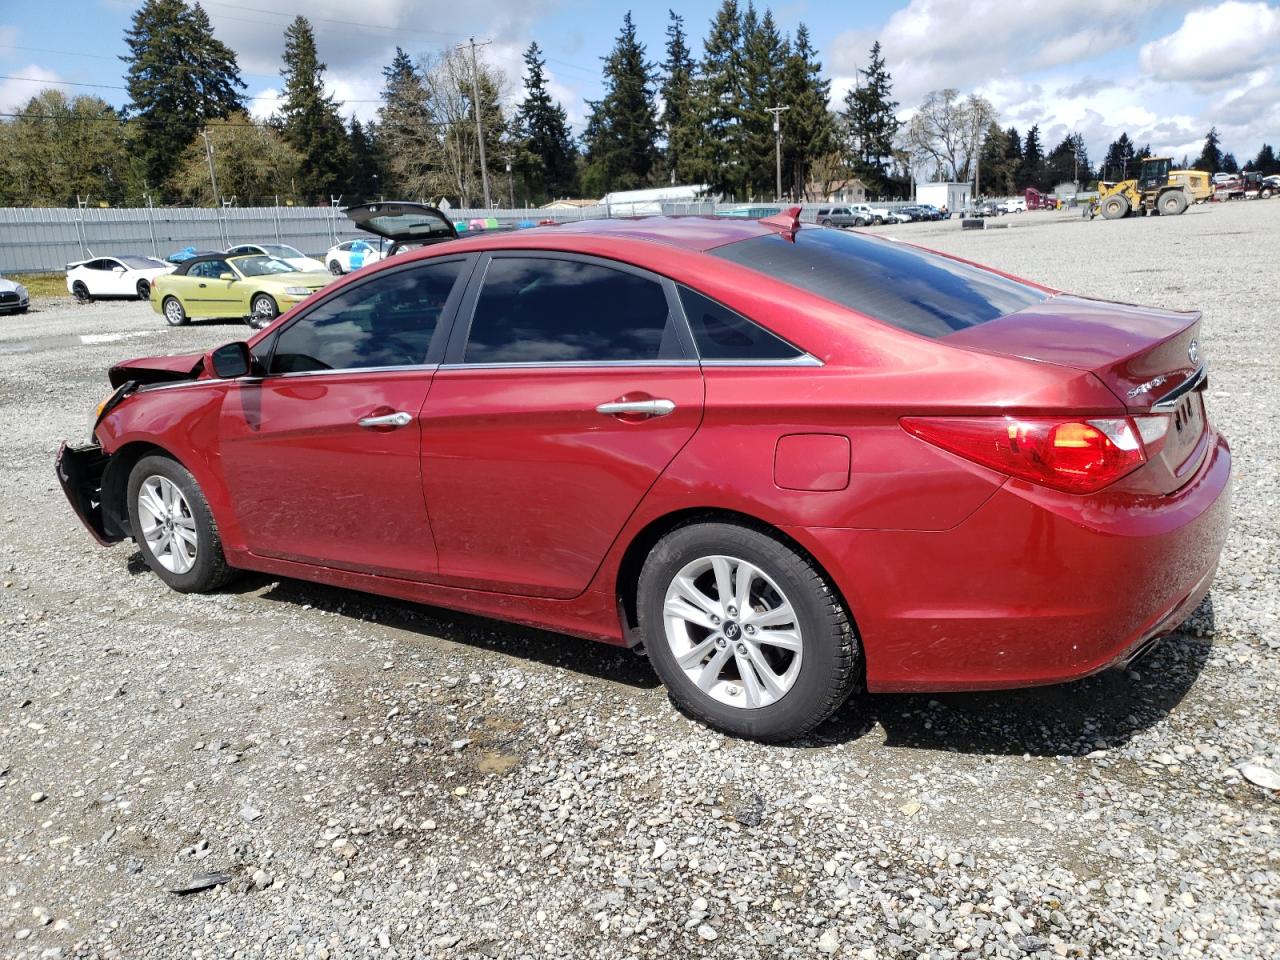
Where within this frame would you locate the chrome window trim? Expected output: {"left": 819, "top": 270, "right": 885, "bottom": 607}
{"left": 1150, "top": 365, "right": 1207, "bottom": 412}
{"left": 439, "top": 360, "right": 701, "bottom": 371}
{"left": 699, "top": 354, "right": 823, "bottom": 367}
{"left": 137, "top": 364, "right": 438, "bottom": 392}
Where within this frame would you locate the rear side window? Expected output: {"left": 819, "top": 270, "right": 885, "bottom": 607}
{"left": 464, "top": 257, "right": 682, "bottom": 364}
{"left": 677, "top": 286, "right": 802, "bottom": 361}
{"left": 713, "top": 229, "right": 1048, "bottom": 338}
{"left": 270, "top": 260, "right": 463, "bottom": 373}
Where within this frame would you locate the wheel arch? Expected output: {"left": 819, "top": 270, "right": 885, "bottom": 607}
{"left": 100, "top": 440, "right": 175, "bottom": 539}
{"left": 613, "top": 506, "right": 857, "bottom": 642}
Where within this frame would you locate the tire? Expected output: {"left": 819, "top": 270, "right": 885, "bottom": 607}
{"left": 162, "top": 296, "right": 188, "bottom": 326}
{"left": 1159, "top": 191, "right": 1188, "bottom": 216}
{"left": 328, "top": 260, "right": 344, "bottom": 276}
{"left": 1261, "top": 188, "right": 1273, "bottom": 199}
{"left": 820, "top": 218, "right": 834, "bottom": 227}
{"left": 854, "top": 217, "right": 868, "bottom": 227}
{"left": 72, "top": 280, "right": 91, "bottom": 303}
{"left": 126, "top": 454, "right": 236, "bottom": 594}
{"left": 136, "top": 279, "right": 151, "bottom": 301}
{"left": 637, "top": 521, "right": 858, "bottom": 742}
{"left": 249, "top": 293, "right": 279, "bottom": 329}
{"left": 1101, "top": 195, "right": 1130, "bottom": 220}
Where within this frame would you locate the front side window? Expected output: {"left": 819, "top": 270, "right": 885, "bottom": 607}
{"left": 677, "top": 286, "right": 803, "bottom": 361}
{"left": 464, "top": 256, "right": 680, "bottom": 364}
{"left": 712, "top": 228, "right": 1049, "bottom": 339}
{"left": 190, "top": 260, "right": 232, "bottom": 279}
{"left": 270, "top": 260, "right": 464, "bottom": 373}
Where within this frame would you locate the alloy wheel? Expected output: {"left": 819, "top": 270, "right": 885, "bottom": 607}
{"left": 137, "top": 475, "right": 198, "bottom": 574}
{"left": 164, "top": 299, "right": 184, "bottom": 325}
{"left": 663, "top": 554, "right": 803, "bottom": 709}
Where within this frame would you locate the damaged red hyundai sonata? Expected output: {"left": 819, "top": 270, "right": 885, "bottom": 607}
{"left": 57, "top": 206, "right": 1231, "bottom": 741}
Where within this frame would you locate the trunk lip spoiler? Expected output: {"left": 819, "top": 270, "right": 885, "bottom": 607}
{"left": 1150, "top": 365, "right": 1207, "bottom": 412}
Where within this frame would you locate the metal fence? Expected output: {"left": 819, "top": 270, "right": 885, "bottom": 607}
{"left": 0, "top": 199, "right": 923, "bottom": 274}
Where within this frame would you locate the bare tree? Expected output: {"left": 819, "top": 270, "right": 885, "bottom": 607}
{"left": 906, "top": 89, "right": 996, "bottom": 182}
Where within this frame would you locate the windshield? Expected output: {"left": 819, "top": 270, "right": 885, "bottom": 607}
{"left": 231, "top": 255, "right": 297, "bottom": 277}
{"left": 712, "top": 228, "right": 1049, "bottom": 339}
{"left": 257, "top": 244, "right": 305, "bottom": 259}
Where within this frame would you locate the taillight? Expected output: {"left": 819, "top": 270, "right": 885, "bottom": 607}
{"left": 901, "top": 416, "right": 1147, "bottom": 494}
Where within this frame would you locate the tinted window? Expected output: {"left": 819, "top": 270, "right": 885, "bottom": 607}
{"left": 678, "top": 286, "right": 802, "bottom": 361}
{"left": 189, "top": 260, "right": 232, "bottom": 279}
{"left": 464, "top": 257, "right": 681, "bottom": 364}
{"left": 270, "top": 261, "right": 464, "bottom": 373}
{"left": 712, "top": 229, "right": 1049, "bottom": 338}
{"left": 118, "top": 255, "right": 164, "bottom": 269}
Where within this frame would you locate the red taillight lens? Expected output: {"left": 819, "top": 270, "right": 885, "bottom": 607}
{"left": 901, "top": 416, "right": 1147, "bottom": 494}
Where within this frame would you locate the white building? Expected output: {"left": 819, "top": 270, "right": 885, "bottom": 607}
{"left": 600, "top": 184, "right": 713, "bottom": 216}
{"left": 915, "top": 181, "right": 971, "bottom": 212}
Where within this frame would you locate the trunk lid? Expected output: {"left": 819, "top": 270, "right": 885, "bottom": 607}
{"left": 944, "top": 294, "right": 1209, "bottom": 494}
{"left": 344, "top": 202, "right": 458, "bottom": 245}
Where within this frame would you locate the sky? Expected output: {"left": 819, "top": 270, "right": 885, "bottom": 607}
{"left": 1, "top": 0, "right": 1277, "bottom": 168}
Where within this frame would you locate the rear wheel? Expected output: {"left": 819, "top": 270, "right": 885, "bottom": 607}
{"left": 638, "top": 521, "right": 858, "bottom": 741}
{"left": 1101, "top": 195, "right": 1130, "bottom": 220}
{"left": 136, "top": 279, "right": 151, "bottom": 301}
{"left": 72, "top": 280, "right": 91, "bottom": 302}
{"left": 328, "top": 260, "right": 344, "bottom": 275}
{"left": 126, "top": 454, "right": 235, "bottom": 594}
{"left": 1159, "top": 191, "right": 1188, "bottom": 216}
{"left": 162, "top": 296, "right": 188, "bottom": 326}
{"left": 820, "top": 218, "right": 834, "bottom": 227}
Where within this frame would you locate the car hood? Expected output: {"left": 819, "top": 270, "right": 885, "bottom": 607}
{"left": 108, "top": 352, "right": 205, "bottom": 388}
{"left": 0, "top": 277, "right": 26, "bottom": 294}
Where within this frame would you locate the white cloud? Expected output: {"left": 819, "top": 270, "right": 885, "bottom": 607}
{"left": 1139, "top": 1, "right": 1280, "bottom": 85}
{"left": 0, "top": 64, "right": 61, "bottom": 112}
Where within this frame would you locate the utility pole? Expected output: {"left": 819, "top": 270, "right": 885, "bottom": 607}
{"left": 462, "top": 37, "right": 493, "bottom": 208}
{"left": 766, "top": 105, "right": 790, "bottom": 201}
{"left": 200, "top": 129, "right": 220, "bottom": 207}
{"left": 503, "top": 154, "right": 515, "bottom": 210}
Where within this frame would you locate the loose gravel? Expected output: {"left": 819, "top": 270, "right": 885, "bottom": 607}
{"left": 1, "top": 201, "right": 1277, "bottom": 959}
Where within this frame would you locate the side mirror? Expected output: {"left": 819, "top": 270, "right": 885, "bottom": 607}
{"left": 210, "top": 341, "right": 252, "bottom": 379}
{"left": 113, "top": 266, "right": 126, "bottom": 273}
{"left": 219, "top": 272, "right": 235, "bottom": 281}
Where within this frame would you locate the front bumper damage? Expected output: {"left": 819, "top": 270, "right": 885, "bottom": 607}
{"left": 56, "top": 441, "right": 117, "bottom": 545}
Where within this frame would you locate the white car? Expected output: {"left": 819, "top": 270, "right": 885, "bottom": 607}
{"left": 324, "top": 237, "right": 392, "bottom": 275}
{"left": 66, "top": 255, "right": 174, "bottom": 302}
{"left": 0, "top": 274, "right": 30, "bottom": 314}
{"left": 1000, "top": 197, "right": 1027, "bottom": 213}
{"left": 224, "top": 243, "right": 325, "bottom": 273}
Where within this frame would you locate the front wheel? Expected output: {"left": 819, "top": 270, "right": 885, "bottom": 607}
{"left": 126, "top": 454, "right": 235, "bottom": 593}
{"left": 638, "top": 522, "right": 859, "bottom": 741}
{"left": 249, "top": 293, "right": 279, "bottom": 329}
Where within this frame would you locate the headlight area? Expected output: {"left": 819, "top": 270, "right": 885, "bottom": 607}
{"left": 283, "top": 286, "right": 313, "bottom": 298}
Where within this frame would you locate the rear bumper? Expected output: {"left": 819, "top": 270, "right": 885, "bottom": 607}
{"left": 794, "top": 431, "right": 1232, "bottom": 692}
{"left": 56, "top": 441, "right": 116, "bottom": 546}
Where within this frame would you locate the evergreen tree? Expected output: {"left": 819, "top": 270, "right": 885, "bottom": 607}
{"left": 1017, "top": 125, "right": 1044, "bottom": 189}
{"left": 841, "top": 41, "right": 900, "bottom": 197}
{"left": 741, "top": 5, "right": 787, "bottom": 197}
{"left": 976, "top": 122, "right": 1014, "bottom": 196}
{"left": 689, "top": 0, "right": 745, "bottom": 195}
{"left": 1102, "top": 132, "right": 1136, "bottom": 180}
{"left": 1194, "top": 127, "right": 1223, "bottom": 173}
{"left": 514, "top": 42, "right": 578, "bottom": 202}
{"left": 1248, "top": 143, "right": 1277, "bottom": 175}
{"left": 780, "top": 23, "right": 835, "bottom": 199}
{"left": 279, "top": 16, "right": 351, "bottom": 202}
{"left": 1045, "top": 133, "right": 1088, "bottom": 187}
{"left": 346, "top": 118, "right": 384, "bottom": 202}
{"left": 376, "top": 48, "right": 431, "bottom": 198}
{"left": 122, "top": 0, "right": 245, "bottom": 189}
{"left": 660, "top": 10, "right": 698, "bottom": 184}
{"left": 1220, "top": 152, "right": 1238, "bottom": 174}
{"left": 582, "top": 12, "right": 660, "bottom": 194}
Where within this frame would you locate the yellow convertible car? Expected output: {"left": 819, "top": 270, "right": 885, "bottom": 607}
{"left": 150, "top": 252, "right": 334, "bottom": 328}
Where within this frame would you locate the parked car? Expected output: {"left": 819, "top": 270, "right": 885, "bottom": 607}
{"left": 1002, "top": 197, "right": 1028, "bottom": 213}
{"left": 57, "top": 208, "right": 1231, "bottom": 742}
{"left": 150, "top": 253, "right": 335, "bottom": 328}
{"left": 324, "top": 237, "right": 391, "bottom": 275}
{"left": 815, "top": 207, "right": 869, "bottom": 228}
{"left": 0, "top": 274, "right": 30, "bottom": 314}
{"left": 976, "top": 201, "right": 1005, "bottom": 217}
{"left": 898, "top": 205, "right": 931, "bottom": 221}
{"left": 917, "top": 204, "right": 948, "bottom": 220}
{"left": 66, "top": 255, "right": 174, "bottom": 302}
{"left": 225, "top": 243, "right": 325, "bottom": 273}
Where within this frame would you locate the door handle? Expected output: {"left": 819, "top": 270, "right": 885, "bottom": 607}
{"left": 358, "top": 411, "right": 413, "bottom": 429}
{"left": 198, "top": 283, "right": 207, "bottom": 288}
{"left": 596, "top": 399, "right": 676, "bottom": 418}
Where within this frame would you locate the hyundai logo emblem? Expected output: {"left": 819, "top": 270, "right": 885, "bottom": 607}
{"left": 723, "top": 621, "right": 741, "bottom": 641}
{"left": 1188, "top": 339, "right": 1199, "bottom": 364}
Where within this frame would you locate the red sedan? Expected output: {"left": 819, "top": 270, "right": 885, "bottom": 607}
{"left": 57, "top": 207, "right": 1230, "bottom": 741}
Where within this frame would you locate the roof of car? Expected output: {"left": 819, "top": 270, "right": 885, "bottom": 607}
{"left": 172, "top": 253, "right": 235, "bottom": 275}
{"left": 483, "top": 215, "right": 775, "bottom": 253}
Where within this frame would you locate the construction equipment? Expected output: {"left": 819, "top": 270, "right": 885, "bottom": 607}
{"left": 1168, "top": 169, "right": 1212, "bottom": 202}
{"left": 1091, "top": 157, "right": 1195, "bottom": 219}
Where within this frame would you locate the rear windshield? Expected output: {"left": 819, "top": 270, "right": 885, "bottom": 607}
{"left": 712, "top": 229, "right": 1047, "bottom": 338}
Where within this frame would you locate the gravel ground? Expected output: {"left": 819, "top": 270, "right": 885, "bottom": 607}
{"left": 1, "top": 201, "right": 1277, "bottom": 960}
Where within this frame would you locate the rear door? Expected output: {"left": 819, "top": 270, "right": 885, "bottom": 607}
{"left": 220, "top": 256, "right": 472, "bottom": 579}
{"left": 421, "top": 252, "right": 704, "bottom": 598}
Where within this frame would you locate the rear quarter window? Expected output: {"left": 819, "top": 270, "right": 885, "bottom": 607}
{"left": 711, "top": 229, "right": 1048, "bottom": 338}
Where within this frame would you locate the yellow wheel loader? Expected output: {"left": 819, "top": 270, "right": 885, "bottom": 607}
{"left": 1091, "top": 157, "right": 1197, "bottom": 219}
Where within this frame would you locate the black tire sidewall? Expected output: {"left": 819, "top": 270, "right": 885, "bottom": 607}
{"left": 252, "top": 294, "right": 278, "bottom": 319}
{"left": 329, "top": 261, "right": 343, "bottom": 275}
{"left": 73, "top": 282, "right": 90, "bottom": 302}
{"left": 137, "top": 280, "right": 150, "bottom": 300}
{"left": 638, "top": 522, "right": 856, "bottom": 741}
{"left": 126, "top": 454, "right": 224, "bottom": 593}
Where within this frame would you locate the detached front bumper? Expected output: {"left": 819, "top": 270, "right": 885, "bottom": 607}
{"left": 56, "top": 441, "right": 116, "bottom": 545}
